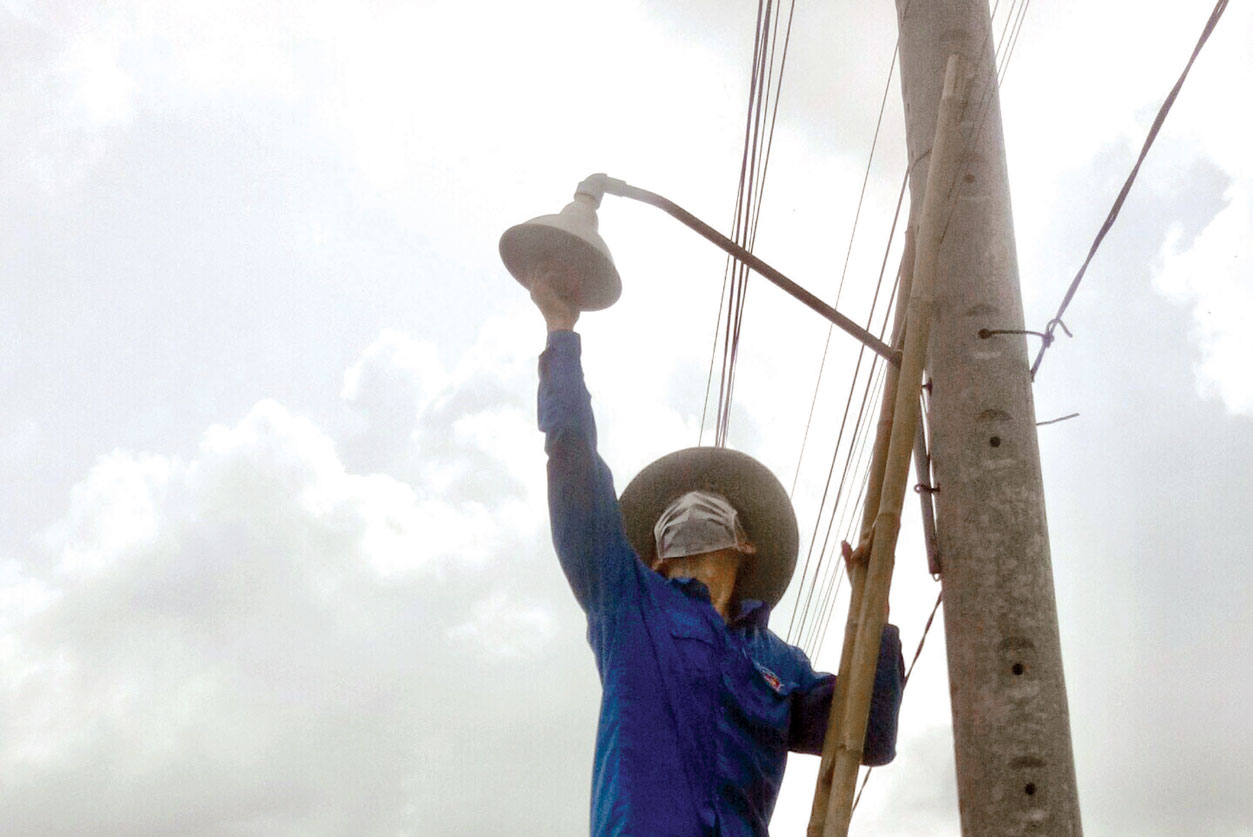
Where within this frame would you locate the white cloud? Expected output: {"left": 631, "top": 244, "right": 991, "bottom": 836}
{"left": 9, "top": 0, "right": 309, "bottom": 195}
{"left": 136, "top": 0, "right": 304, "bottom": 99}
{"left": 1153, "top": 182, "right": 1253, "bottom": 415}
{"left": 0, "top": 364, "right": 552, "bottom": 832}
{"left": 0, "top": 304, "right": 618, "bottom": 833}
{"left": 0, "top": 560, "right": 56, "bottom": 636}
{"left": 341, "top": 328, "right": 447, "bottom": 450}
{"left": 58, "top": 25, "right": 136, "bottom": 128}
{"left": 342, "top": 329, "right": 445, "bottom": 408}
{"left": 447, "top": 590, "right": 556, "bottom": 660}
{"left": 340, "top": 318, "right": 546, "bottom": 516}
{"left": 42, "top": 449, "right": 173, "bottom": 581}
{"left": 0, "top": 418, "right": 42, "bottom": 466}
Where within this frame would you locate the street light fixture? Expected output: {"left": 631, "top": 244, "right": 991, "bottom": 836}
{"left": 499, "top": 173, "right": 899, "bottom": 364}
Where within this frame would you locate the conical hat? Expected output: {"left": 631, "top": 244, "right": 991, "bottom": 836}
{"left": 619, "top": 447, "right": 798, "bottom": 606}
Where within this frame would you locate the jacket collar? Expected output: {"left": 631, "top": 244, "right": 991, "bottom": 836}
{"left": 670, "top": 576, "right": 772, "bottom": 628}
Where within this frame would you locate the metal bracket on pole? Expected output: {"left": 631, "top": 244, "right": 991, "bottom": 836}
{"left": 913, "top": 415, "right": 942, "bottom": 577}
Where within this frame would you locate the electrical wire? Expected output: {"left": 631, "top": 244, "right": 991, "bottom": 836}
{"left": 849, "top": 590, "right": 945, "bottom": 813}
{"left": 699, "top": 0, "right": 801, "bottom": 447}
{"left": 799, "top": 301, "right": 895, "bottom": 657}
{"left": 788, "top": 148, "right": 907, "bottom": 646}
{"left": 789, "top": 38, "right": 904, "bottom": 497}
{"left": 997, "top": 0, "right": 1032, "bottom": 85}
{"left": 700, "top": 0, "right": 770, "bottom": 446}
{"left": 789, "top": 236, "right": 902, "bottom": 652}
{"left": 787, "top": 168, "right": 911, "bottom": 651}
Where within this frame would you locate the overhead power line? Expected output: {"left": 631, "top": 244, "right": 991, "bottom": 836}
{"left": 1028, "top": 0, "right": 1230, "bottom": 380}
{"left": 699, "top": 0, "right": 800, "bottom": 447}
{"left": 785, "top": 0, "right": 1037, "bottom": 655}
{"left": 788, "top": 30, "right": 904, "bottom": 499}
{"left": 996, "top": 0, "right": 1032, "bottom": 85}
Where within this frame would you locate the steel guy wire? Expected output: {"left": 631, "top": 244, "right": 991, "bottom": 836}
{"left": 1028, "top": 0, "right": 1230, "bottom": 380}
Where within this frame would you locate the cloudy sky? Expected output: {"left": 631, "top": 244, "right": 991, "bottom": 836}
{"left": 3, "top": 1, "right": 1251, "bottom": 834}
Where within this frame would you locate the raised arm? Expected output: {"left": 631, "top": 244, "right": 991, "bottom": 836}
{"left": 533, "top": 265, "right": 639, "bottom": 619}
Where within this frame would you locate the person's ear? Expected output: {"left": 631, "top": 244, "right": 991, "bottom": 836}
{"left": 738, "top": 541, "right": 758, "bottom": 557}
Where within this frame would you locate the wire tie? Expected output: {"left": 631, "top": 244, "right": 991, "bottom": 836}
{"left": 1046, "top": 317, "right": 1073, "bottom": 338}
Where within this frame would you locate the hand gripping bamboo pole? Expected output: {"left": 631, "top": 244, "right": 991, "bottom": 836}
{"left": 808, "top": 54, "right": 966, "bottom": 837}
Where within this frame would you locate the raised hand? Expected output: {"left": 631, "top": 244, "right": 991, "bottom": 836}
{"left": 529, "top": 260, "right": 580, "bottom": 332}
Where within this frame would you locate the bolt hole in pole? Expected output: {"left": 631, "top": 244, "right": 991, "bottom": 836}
{"left": 1011, "top": 663, "right": 1024, "bottom": 675}
{"left": 989, "top": 436, "right": 1001, "bottom": 448}
{"left": 1024, "top": 783, "right": 1037, "bottom": 796}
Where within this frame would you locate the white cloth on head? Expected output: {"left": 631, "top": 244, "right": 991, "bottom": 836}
{"left": 653, "top": 490, "right": 748, "bottom": 560}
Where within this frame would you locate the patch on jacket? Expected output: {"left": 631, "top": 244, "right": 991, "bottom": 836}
{"left": 755, "top": 664, "right": 784, "bottom": 693}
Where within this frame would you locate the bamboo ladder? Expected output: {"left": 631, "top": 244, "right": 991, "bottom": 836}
{"left": 807, "top": 54, "right": 967, "bottom": 837}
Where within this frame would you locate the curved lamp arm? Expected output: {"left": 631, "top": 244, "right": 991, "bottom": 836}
{"left": 577, "top": 173, "right": 900, "bottom": 366}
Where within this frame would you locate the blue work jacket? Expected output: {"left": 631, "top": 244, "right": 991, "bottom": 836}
{"left": 538, "top": 331, "right": 904, "bottom": 836}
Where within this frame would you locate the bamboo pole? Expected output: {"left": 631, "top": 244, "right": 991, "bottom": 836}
{"left": 860, "top": 227, "right": 918, "bottom": 546}
{"left": 813, "top": 53, "right": 966, "bottom": 837}
{"left": 807, "top": 227, "right": 915, "bottom": 835}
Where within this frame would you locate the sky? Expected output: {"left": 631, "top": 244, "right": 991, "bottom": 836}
{"left": 2, "top": 0, "right": 1251, "bottom": 834}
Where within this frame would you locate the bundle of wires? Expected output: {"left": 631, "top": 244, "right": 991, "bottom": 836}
{"left": 701, "top": 0, "right": 799, "bottom": 449}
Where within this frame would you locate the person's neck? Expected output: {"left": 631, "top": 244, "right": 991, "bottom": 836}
{"left": 661, "top": 550, "right": 742, "bottom": 622}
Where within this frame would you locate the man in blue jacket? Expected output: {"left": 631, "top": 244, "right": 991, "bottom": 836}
{"left": 531, "top": 265, "right": 904, "bottom": 836}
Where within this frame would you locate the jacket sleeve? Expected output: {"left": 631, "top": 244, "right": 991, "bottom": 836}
{"left": 538, "top": 330, "right": 639, "bottom": 618}
{"left": 787, "top": 625, "right": 906, "bottom": 766}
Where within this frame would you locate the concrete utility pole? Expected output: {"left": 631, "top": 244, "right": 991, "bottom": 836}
{"left": 893, "top": 1, "right": 1083, "bottom": 834}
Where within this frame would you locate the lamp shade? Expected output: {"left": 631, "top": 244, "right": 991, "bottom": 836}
{"left": 499, "top": 195, "right": 622, "bottom": 311}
